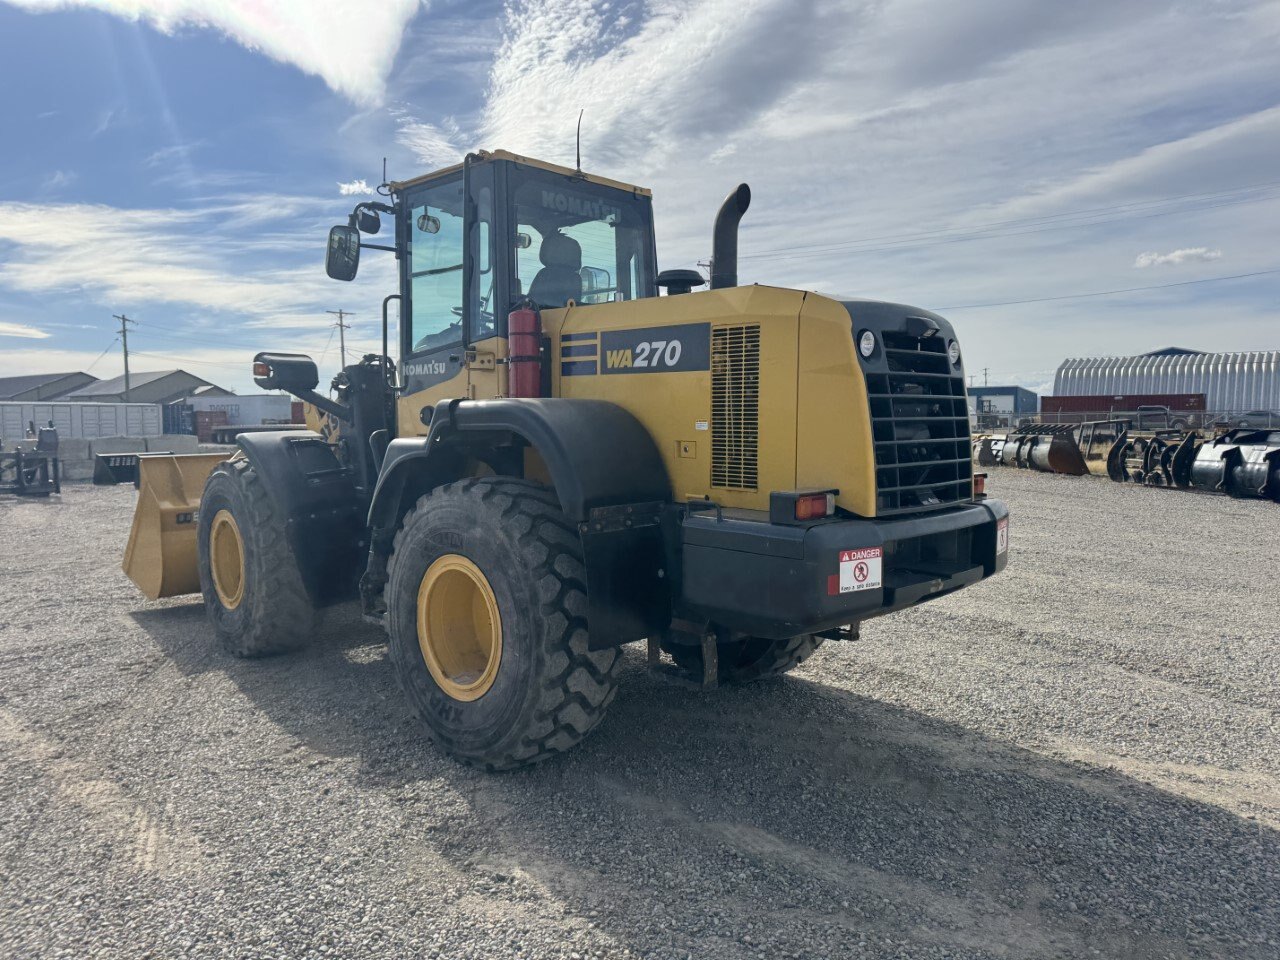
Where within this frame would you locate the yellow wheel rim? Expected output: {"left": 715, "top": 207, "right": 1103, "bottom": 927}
{"left": 209, "top": 509, "right": 246, "bottom": 610}
{"left": 416, "top": 554, "right": 502, "bottom": 701}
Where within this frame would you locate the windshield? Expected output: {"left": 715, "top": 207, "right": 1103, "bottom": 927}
{"left": 509, "top": 167, "right": 655, "bottom": 310}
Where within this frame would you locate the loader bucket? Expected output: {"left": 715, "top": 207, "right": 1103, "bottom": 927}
{"left": 1027, "top": 435, "right": 1089, "bottom": 476}
{"left": 122, "top": 453, "right": 227, "bottom": 600}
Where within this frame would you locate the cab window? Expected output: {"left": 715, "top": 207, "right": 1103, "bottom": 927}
{"left": 510, "top": 168, "right": 654, "bottom": 310}
{"left": 408, "top": 179, "right": 464, "bottom": 354}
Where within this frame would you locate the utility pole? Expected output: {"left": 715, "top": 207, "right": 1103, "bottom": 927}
{"left": 113, "top": 313, "right": 136, "bottom": 401}
{"left": 326, "top": 310, "right": 353, "bottom": 366}
{"left": 983, "top": 367, "right": 989, "bottom": 387}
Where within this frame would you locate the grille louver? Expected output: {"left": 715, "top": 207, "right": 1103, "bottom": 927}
{"left": 711, "top": 324, "right": 760, "bottom": 490}
{"left": 868, "top": 330, "right": 972, "bottom": 514}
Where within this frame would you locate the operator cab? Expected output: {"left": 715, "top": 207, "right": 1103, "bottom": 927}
{"left": 326, "top": 150, "right": 658, "bottom": 393}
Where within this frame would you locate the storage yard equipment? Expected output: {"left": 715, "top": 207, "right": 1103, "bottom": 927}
{"left": 121, "top": 149, "right": 1010, "bottom": 769}
{"left": 974, "top": 422, "right": 1094, "bottom": 476}
{"left": 1106, "top": 428, "right": 1280, "bottom": 501}
{"left": 0, "top": 425, "right": 61, "bottom": 496}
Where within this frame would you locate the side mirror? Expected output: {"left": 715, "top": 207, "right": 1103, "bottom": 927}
{"left": 326, "top": 224, "right": 360, "bottom": 281}
{"left": 253, "top": 352, "right": 319, "bottom": 393}
{"left": 356, "top": 207, "right": 380, "bottom": 234}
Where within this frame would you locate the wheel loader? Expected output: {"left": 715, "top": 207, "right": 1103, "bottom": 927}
{"left": 123, "top": 149, "right": 1010, "bottom": 769}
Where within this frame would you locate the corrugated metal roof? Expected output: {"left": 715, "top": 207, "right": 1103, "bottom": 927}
{"left": 1053, "top": 351, "right": 1280, "bottom": 411}
{"left": 0, "top": 371, "right": 95, "bottom": 399}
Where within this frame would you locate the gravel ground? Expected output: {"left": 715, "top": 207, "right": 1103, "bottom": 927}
{"left": 1, "top": 470, "right": 1277, "bottom": 959}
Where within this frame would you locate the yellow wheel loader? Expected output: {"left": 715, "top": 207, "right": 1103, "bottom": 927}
{"left": 124, "top": 149, "right": 1009, "bottom": 769}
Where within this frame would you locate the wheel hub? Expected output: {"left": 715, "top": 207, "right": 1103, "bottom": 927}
{"left": 416, "top": 555, "right": 502, "bottom": 701}
{"left": 209, "top": 509, "right": 246, "bottom": 610}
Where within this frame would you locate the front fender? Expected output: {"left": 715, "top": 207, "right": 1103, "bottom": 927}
{"left": 235, "top": 431, "right": 364, "bottom": 605}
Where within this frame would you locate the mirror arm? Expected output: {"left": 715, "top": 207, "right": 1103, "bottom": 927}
{"left": 362, "top": 243, "right": 397, "bottom": 252}
{"left": 295, "top": 388, "right": 351, "bottom": 423}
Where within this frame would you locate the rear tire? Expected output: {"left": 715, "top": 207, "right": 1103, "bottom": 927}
{"left": 197, "top": 458, "right": 318, "bottom": 657}
{"left": 661, "top": 633, "right": 825, "bottom": 683}
{"left": 385, "top": 478, "right": 621, "bottom": 770}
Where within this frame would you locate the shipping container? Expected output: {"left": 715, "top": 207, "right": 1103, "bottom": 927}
{"left": 1041, "top": 393, "right": 1206, "bottom": 414}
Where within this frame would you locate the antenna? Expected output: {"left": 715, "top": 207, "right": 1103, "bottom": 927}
{"left": 575, "top": 109, "right": 584, "bottom": 173}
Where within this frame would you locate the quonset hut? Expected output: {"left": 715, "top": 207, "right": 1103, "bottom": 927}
{"left": 1053, "top": 347, "right": 1280, "bottom": 414}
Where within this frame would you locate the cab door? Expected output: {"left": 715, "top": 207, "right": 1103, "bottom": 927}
{"left": 397, "top": 166, "right": 504, "bottom": 434}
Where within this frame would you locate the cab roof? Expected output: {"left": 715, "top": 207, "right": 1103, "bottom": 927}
{"left": 389, "top": 149, "right": 653, "bottom": 198}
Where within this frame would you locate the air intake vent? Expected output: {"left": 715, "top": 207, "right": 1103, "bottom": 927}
{"left": 711, "top": 323, "right": 760, "bottom": 490}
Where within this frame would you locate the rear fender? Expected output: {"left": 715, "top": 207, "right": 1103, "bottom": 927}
{"left": 367, "top": 399, "right": 672, "bottom": 647}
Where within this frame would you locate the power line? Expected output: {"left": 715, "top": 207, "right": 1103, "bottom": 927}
{"left": 738, "top": 178, "right": 1280, "bottom": 262}
{"left": 128, "top": 349, "right": 248, "bottom": 370}
{"left": 85, "top": 337, "right": 119, "bottom": 374}
{"left": 938, "top": 267, "right": 1280, "bottom": 310}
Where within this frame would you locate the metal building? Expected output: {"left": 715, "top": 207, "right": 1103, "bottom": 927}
{"left": 1, "top": 401, "right": 162, "bottom": 440}
{"left": 1053, "top": 348, "right": 1280, "bottom": 415}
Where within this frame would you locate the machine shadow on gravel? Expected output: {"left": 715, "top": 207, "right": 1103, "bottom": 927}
{"left": 130, "top": 604, "right": 1279, "bottom": 960}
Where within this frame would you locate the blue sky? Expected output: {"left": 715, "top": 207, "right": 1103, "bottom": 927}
{"left": 1, "top": 0, "right": 1278, "bottom": 394}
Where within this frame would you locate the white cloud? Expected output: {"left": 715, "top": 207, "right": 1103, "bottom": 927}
{"left": 338, "top": 179, "right": 373, "bottom": 196}
{"left": 0, "top": 320, "right": 50, "bottom": 339}
{"left": 1134, "top": 247, "right": 1223, "bottom": 268}
{"left": 395, "top": 114, "right": 461, "bottom": 168}
{"left": 4, "top": 0, "right": 423, "bottom": 105}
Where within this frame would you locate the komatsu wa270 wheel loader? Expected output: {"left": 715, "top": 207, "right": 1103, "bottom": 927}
{"left": 123, "top": 149, "right": 1009, "bottom": 769}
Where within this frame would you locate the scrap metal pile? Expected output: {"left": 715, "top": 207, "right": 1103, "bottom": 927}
{"left": 1107, "top": 427, "right": 1280, "bottom": 501}
{"left": 974, "top": 418, "right": 1280, "bottom": 503}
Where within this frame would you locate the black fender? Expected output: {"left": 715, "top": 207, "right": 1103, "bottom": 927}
{"left": 367, "top": 399, "right": 672, "bottom": 647}
{"left": 234, "top": 431, "right": 364, "bottom": 606}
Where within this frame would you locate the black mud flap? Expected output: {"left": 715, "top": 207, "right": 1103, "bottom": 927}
{"left": 579, "top": 502, "right": 671, "bottom": 650}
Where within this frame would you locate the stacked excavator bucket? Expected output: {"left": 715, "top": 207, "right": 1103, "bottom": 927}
{"left": 973, "top": 423, "right": 1089, "bottom": 476}
{"left": 1106, "top": 428, "right": 1280, "bottom": 502}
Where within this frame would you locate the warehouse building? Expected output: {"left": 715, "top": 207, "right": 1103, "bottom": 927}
{"left": 1053, "top": 348, "right": 1280, "bottom": 415}
{"left": 966, "top": 385, "right": 1039, "bottom": 429}
{"left": 0, "top": 371, "right": 98, "bottom": 401}
{"left": 67, "top": 369, "right": 234, "bottom": 404}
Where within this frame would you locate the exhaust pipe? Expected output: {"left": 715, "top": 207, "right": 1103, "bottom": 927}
{"left": 710, "top": 183, "right": 751, "bottom": 290}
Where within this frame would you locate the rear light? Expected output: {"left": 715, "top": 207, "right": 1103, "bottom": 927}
{"left": 973, "top": 472, "right": 987, "bottom": 496}
{"left": 795, "top": 492, "right": 835, "bottom": 520}
{"left": 253, "top": 361, "right": 270, "bottom": 378}
{"left": 769, "top": 488, "right": 838, "bottom": 525}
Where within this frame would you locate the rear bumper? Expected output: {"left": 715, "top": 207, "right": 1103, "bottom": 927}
{"left": 679, "top": 499, "right": 1008, "bottom": 639}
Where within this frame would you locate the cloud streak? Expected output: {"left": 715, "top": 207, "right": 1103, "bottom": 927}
{"left": 1134, "top": 247, "right": 1223, "bottom": 269}
{"left": 0, "top": 320, "right": 50, "bottom": 339}
{"left": 4, "top": 0, "right": 423, "bottom": 104}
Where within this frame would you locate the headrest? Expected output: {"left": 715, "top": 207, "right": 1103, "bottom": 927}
{"left": 539, "top": 231, "right": 582, "bottom": 270}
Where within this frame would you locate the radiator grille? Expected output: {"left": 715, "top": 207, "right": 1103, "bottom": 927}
{"left": 711, "top": 324, "right": 761, "bottom": 490}
{"left": 867, "top": 329, "right": 972, "bottom": 514}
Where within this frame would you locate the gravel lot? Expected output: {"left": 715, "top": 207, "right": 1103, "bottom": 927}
{"left": 1, "top": 470, "right": 1277, "bottom": 959}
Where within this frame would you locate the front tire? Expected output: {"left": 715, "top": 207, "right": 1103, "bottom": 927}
{"left": 197, "top": 458, "right": 318, "bottom": 657}
{"left": 385, "top": 478, "right": 621, "bottom": 770}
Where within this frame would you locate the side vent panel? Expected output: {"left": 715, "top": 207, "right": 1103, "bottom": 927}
{"left": 710, "top": 323, "right": 761, "bottom": 490}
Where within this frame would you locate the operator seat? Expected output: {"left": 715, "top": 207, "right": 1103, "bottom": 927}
{"left": 528, "top": 232, "right": 583, "bottom": 309}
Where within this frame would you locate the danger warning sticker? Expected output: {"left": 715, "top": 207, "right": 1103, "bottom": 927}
{"left": 834, "top": 547, "right": 883, "bottom": 594}
{"left": 996, "top": 518, "right": 1009, "bottom": 555}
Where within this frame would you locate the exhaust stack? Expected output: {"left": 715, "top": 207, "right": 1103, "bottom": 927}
{"left": 710, "top": 183, "right": 751, "bottom": 290}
